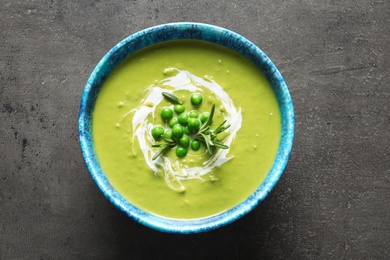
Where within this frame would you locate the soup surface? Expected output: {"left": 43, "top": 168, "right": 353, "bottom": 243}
{"left": 92, "top": 40, "right": 281, "bottom": 219}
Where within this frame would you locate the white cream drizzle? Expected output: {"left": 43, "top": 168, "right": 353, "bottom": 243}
{"left": 127, "top": 68, "right": 242, "bottom": 192}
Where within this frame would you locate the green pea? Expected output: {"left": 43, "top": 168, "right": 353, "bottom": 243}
{"left": 151, "top": 125, "right": 164, "bottom": 140}
{"left": 168, "top": 117, "right": 178, "bottom": 128}
{"left": 178, "top": 112, "right": 188, "bottom": 125}
{"left": 190, "top": 93, "right": 203, "bottom": 106}
{"left": 200, "top": 112, "right": 210, "bottom": 123}
{"left": 172, "top": 124, "right": 184, "bottom": 138}
{"left": 188, "top": 110, "right": 199, "bottom": 118}
{"left": 174, "top": 104, "right": 185, "bottom": 114}
{"left": 176, "top": 146, "right": 188, "bottom": 158}
{"left": 184, "top": 126, "right": 190, "bottom": 135}
{"left": 191, "top": 140, "right": 201, "bottom": 151}
{"left": 178, "top": 135, "right": 190, "bottom": 148}
{"left": 188, "top": 118, "right": 201, "bottom": 132}
{"left": 163, "top": 129, "right": 173, "bottom": 139}
{"left": 161, "top": 107, "right": 173, "bottom": 120}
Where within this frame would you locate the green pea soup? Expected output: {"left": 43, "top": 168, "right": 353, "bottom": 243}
{"left": 92, "top": 40, "right": 281, "bottom": 219}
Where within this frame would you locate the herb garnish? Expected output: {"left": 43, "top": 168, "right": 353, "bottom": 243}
{"left": 192, "top": 104, "right": 230, "bottom": 155}
{"left": 151, "top": 135, "right": 176, "bottom": 160}
{"left": 161, "top": 91, "right": 183, "bottom": 105}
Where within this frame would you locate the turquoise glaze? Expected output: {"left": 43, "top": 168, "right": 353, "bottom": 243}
{"left": 79, "top": 22, "right": 295, "bottom": 234}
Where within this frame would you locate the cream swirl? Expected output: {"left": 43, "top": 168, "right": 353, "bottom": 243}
{"left": 130, "top": 69, "right": 242, "bottom": 192}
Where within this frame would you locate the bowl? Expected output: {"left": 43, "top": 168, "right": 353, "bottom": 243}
{"left": 79, "top": 22, "right": 294, "bottom": 234}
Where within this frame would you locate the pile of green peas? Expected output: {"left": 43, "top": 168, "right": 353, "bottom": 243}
{"left": 151, "top": 93, "right": 210, "bottom": 158}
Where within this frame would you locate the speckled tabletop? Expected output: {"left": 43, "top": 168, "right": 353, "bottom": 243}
{"left": 1, "top": 1, "right": 389, "bottom": 259}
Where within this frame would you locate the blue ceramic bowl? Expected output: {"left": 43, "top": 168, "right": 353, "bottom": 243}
{"left": 79, "top": 22, "right": 294, "bottom": 234}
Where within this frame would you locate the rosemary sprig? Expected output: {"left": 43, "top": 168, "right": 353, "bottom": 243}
{"left": 162, "top": 91, "right": 183, "bottom": 105}
{"left": 193, "top": 103, "right": 231, "bottom": 155}
{"left": 152, "top": 145, "right": 171, "bottom": 161}
{"left": 152, "top": 138, "right": 176, "bottom": 160}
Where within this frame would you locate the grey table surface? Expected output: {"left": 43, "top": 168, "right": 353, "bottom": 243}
{"left": 1, "top": 0, "right": 389, "bottom": 259}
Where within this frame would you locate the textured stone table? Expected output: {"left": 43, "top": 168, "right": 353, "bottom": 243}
{"left": 1, "top": 1, "right": 389, "bottom": 259}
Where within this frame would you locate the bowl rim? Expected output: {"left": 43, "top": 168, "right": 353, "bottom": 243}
{"left": 79, "top": 22, "right": 295, "bottom": 234}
